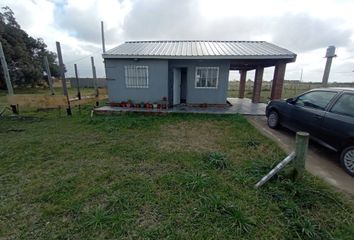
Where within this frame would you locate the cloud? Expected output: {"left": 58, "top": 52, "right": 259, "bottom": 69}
{"left": 120, "top": 0, "right": 353, "bottom": 53}
{"left": 271, "top": 14, "right": 353, "bottom": 52}
{"left": 56, "top": 0, "right": 132, "bottom": 44}
{"left": 2, "top": 0, "right": 354, "bottom": 82}
{"left": 121, "top": 0, "right": 200, "bottom": 40}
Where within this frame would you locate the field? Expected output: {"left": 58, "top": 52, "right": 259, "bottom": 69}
{"left": 228, "top": 81, "right": 354, "bottom": 103}
{"left": 0, "top": 86, "right": 94, "bottom": 102}
{"left": 0, "top": 87, "right": 353, "bottom": 239}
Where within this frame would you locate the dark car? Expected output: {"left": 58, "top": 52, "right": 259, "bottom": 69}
{"left": 266, "top": 88, "right": 354, "bottom": 176}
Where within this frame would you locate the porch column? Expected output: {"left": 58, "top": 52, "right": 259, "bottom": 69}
{"left": 271, "top": 62, "right": 287, "bottom": 100}
{"left": 238, "top": 70, "right": 247, "bottom": 98}
{"left": 252, "top": 66, "right": 264, "bottom": 103}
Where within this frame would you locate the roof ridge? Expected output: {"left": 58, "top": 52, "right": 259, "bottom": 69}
{"left": 125, "top": 40, "right": 266, "bottom": 43}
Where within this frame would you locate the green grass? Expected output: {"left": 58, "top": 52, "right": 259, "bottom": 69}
{"left": 0, "top": 101, "right": 353, "bottom": 239}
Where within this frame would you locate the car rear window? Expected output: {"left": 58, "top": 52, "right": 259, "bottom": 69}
{"left": 330, "top": 93, "right": 354, "bottom": 118}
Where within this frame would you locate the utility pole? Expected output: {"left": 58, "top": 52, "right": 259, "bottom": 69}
{"left": 101, "top": 21, "right": 106, "bottom": 53}
{"left": 44, "top": 56, "right": 55, "bottom": 95}
{"left": 0, "top": 42, "right": 17, "bottom": 114}
{"left": 91, "top": 56, "right": 99, "bottom": 106}
{"left": 74, "top": 64, "right": 81, "bottom": 100}
{"left": 322, "top": 46, "right": 336, "bottom": 87}
{"left": 56, "top": 41, "right": 72, "bottom": 116}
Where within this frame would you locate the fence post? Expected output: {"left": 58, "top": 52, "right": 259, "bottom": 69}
{"left": 74, "top": 64, "right": 81, "bottom": 100}
{"left": 44, "top": 56, "right": 55, "bottom": 95}
{"left": 292, "top": 132, "right": 309, "bottom": 181}
{"left": 90, "top": 56, "right": 99, "bottom": 106}
{"left": 56, "top": 41, "right": 72, "bottom": 116}
{"left": 0, "top": 42, "right": 18, "bottom": 114}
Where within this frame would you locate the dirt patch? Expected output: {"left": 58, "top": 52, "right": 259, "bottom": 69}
{"left": 157, "top": 121, "right": 223, "bottom": 152}
{"left": 136, "top": 204, "right": 160, "bottom": 229}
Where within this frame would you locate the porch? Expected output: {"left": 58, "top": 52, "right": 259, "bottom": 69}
{"left": 94, "top": 98, "right": 267, "bottom": 116}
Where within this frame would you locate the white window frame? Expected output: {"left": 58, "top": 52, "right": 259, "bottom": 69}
{"left": 124, "top": 65, "right": 149, "bottom": 88}
{"left": 195, "top": 67, "right": 219, "bottom": 89}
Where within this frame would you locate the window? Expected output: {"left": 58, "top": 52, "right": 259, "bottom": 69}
{"left": 330, "top": 93, "right": 354, "bottom": 118}
{"left": 296, "top": 91, "right": 337, "bottom": 110}
{"left": 124, "top": 65, "right": 149, "bottom": 88}
{"left": 195, "top": 67, "right": 219, "bottom": 88}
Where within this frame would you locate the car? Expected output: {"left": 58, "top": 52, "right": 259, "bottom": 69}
{"left": 266, "top": 88, "right": 354, "bottom": 176}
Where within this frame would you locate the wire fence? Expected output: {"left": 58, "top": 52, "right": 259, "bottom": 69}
{"left": 228, "top": 81, "right": 354, "bottom": 102}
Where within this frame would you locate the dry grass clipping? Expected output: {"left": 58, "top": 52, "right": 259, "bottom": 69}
{"left": 157, "top": 121, "right": 224, "bottom": 153}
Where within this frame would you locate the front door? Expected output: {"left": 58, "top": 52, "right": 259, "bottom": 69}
{"left": 173, "top": 68, "right": 181, "bottom": 105}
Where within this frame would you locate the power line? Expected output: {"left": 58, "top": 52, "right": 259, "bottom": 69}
{"left": 64, "top": 49, "right": 102, "bottom": 65}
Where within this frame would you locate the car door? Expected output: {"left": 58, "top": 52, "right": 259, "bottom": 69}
{"left": 288, "top": 90, "right": 338, "bottom": 138}
{"left": 321, "top": 92, "right": 354, "bottom": 151}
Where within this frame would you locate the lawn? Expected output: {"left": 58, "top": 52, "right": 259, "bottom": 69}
{"left": 0, "top": 100, "right": 353, "bottom": 239}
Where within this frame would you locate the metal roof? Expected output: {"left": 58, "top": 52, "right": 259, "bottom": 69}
{"left": 103, "top": 40, "right": 296, "bottom": 60}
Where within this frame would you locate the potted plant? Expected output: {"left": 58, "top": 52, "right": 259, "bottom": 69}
{"left": 146, "top": 102, "right": 153, "bottom": 109}
{"left": 126, "top": 99, "right": 133, "bottom": 108}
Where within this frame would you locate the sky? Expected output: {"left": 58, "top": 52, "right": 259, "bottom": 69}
{"left": 2, "top": 0, "right": 354, "bottom": 82}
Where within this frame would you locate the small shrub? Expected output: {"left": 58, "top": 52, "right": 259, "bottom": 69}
{"left": 224, "top": 205, "right": 255, "bottom": 234}
{"left": 205, "top": 152, "right": 228, "bottom": 170}
{"left": 180, "top": 172, "right": 210, "bottom": 191}
{"left": 198, "top": 195, "right": 255, "bottom": 234}
{"left": 243, "top": 139, "right": 261, "bottom": 148}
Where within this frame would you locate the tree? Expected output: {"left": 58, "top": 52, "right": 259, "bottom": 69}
{"left": 0, "top": 6, "right": 59, "bottom": 89}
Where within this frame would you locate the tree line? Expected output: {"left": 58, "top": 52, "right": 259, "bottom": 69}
{"left": 0, "top": 6, "right": 60, "bottom": 89}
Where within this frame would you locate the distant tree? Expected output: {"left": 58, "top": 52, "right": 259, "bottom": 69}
{"left": 0, "top": 6, "right": 59, "bottom": 89}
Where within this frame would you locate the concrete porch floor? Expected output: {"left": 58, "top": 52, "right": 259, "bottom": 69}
{"left": 94, "top": 98, "right": 266, "bottom": 116}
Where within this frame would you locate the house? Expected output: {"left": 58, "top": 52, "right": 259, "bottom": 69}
{"left": 102, "top": 40, "right": 296, "bottom": 106}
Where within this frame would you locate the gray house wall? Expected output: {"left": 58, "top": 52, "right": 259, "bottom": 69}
{"left": 105, "top": 59, "right": 168, "bottom": 103}
{"left": 168, "top": 59, "right": 230, "bottom": 105}
{"left": 104, "top": 58, "right": 230, "bottom": 105}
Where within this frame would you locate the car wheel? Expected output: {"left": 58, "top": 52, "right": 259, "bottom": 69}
{"left": 267, "top": 110, "right": 280, "bottom": 129}
{"left": 340, "top": 146, "right": 354, "bottom": 177}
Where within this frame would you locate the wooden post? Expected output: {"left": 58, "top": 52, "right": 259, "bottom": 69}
{"left": 74, "top": 64, "right": 81, "bottom": 100}
{"left": 56, "top": 41, "right": 72, "bottom": 116}
{"left": 0, "top": 42, "right": 18, "bottom": 114}
{"left": 0, "top": 42, "right": 13, "bottom": 95}
{"left": 91, "top": 56, "right": 99, "bottom": 106}
{"left": 239, "top": 70, "right": 247, "bottom": 98}
{"left": 44, "top": 56, "right": 55, "bottom": 95}
{"left": 271, "top": 62, "right": 286, "bottom": 100}
{"left": 252, "top": 66, "right": 264, "bottom": 103}
{"left": 292, "top": 132, "right": 309, "bottom": 181}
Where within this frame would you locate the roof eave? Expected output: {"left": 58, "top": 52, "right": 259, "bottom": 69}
{"left": 102, "top": 54, "right": 297, "bottom": 60}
